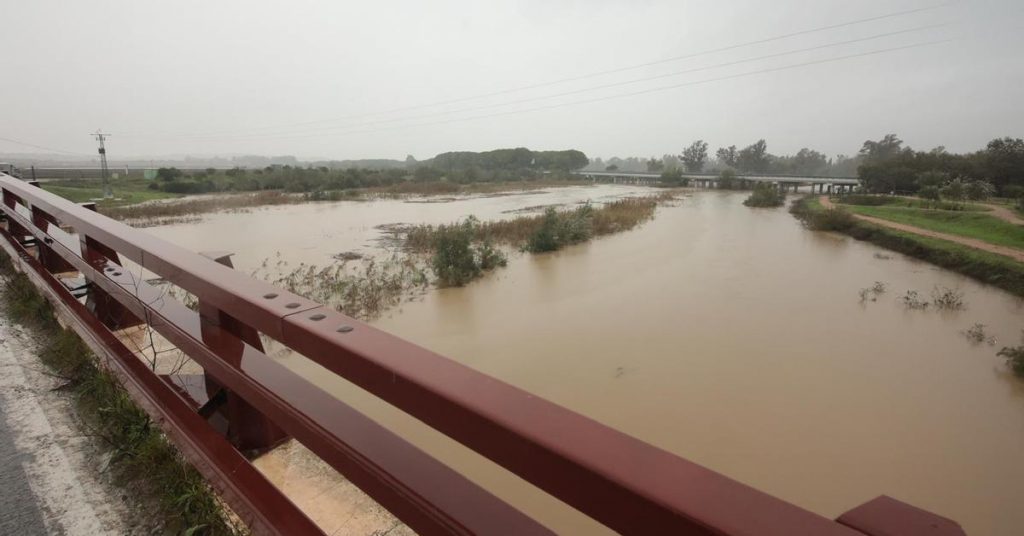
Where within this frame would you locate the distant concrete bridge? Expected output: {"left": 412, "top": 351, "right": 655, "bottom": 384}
{"left": 574, "top": 170, "right": 860, "bottom": 193}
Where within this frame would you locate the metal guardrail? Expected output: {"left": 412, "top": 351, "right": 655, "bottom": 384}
{"left": 0, "top": 173, "right": 965, "bottom": 535}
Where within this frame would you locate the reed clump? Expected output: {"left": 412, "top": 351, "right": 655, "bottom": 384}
{"left": 256, "top": 254, "right": 429, "bottom": 320}
{"left": 405, "top": 196, "right": 664, "bottom": 253}
{"left": 104, "top": 191, "right": 295, "bottom": 225}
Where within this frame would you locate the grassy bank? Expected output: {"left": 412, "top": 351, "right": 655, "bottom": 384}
{"left": 42, "top": 178, "right": 180, "bottom": 207}
{"left": 845, "top": 205, "right": 1024, "bottom": 250}
{"left": 0, "top": 251, "right": 237, "bottom": 535}
{"left": 791, "top": 196, "right": 1024, "bottom": 297}
{"left": 103, "top": 191, "right": 297, "bottom": 226}
{"left": 43, "top": 179, "right": 596, "bottom": 226}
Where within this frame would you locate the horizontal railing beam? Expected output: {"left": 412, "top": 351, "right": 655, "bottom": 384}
{"left": 0, "top": 200, "right": 548, "bottom": 536}
{"left": 0, "top": 174, "right": 901, "bottom": 534}
{"left": 0, "top": 226, "right": 324, "bottom": 536}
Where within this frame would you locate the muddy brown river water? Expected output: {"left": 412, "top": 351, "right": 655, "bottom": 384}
{"left": 147, "top": 186, "right": 1024, "bottom": 535}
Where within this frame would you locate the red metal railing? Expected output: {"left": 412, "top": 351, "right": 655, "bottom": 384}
{"left": 0, "top": 173, "right": 965, "bottom": 536}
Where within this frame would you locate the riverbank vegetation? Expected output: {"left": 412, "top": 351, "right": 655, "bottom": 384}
{"left": 963, "top": 323, "right": 997, "bottom": 345}
{"left": 743, "top": 183, "right": 786, "bottom": 207}
{"left": 403, "top": 195, "right": 666, "bottom": 286}
{"left": 0, "top": 250, "right": 236, "bottom": 535}
{"left": 430, "top": 217, "right": 507, "bottom": 287}
{"left": 998, "top": 338, "right": 1024, "bottom": 377}
{"left": 790, "top": 196, "right": 1024, "bottom": 298}
{"left": 66, "top": 178, "right": 595, "bottom": 226}
{"left": 405, "top": 196, "right": 664, "bottom": 252}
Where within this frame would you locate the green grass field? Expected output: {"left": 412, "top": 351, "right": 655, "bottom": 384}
{"left": 41, "top": 179, "right": 178, "bottom": 207}
{"left": 847, "top": 205, "right": 1024, "bottom": 250}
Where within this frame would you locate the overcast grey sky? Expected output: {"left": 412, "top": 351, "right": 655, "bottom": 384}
{"left": 1, "top": 0, "right": 1021, "bottom": 161}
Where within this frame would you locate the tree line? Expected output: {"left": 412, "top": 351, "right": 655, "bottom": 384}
{"left": 586, "top": 140, "right": 858, "bottom": 177}
{"left": 855, "top": 134, "right": 1024, "bottom": 197}
{"left": 586, "top": 134, "right": 1024, "bottom": 199}
{"left": 148, "top": 147, "right": 590, "bottom": 194}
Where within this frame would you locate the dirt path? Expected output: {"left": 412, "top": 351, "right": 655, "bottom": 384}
{"left": 980, "top": 202, "right": 1024, "bottom": 225}
{"left": 819, "top": 196, "right": 1024, "bottom": 263}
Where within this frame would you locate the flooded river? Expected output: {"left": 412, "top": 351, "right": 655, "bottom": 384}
{"left": 147, "top": 186, "right": 1024, "bottom": 535}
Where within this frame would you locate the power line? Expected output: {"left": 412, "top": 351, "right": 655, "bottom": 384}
{"left": 186, "top": 37, "right": 956, "bottom": 143}
{"left": 0, "top": 135, "right": 91, "bottom": 157}
{"left": 164, "top": 22, "right": 948, "bottom": 142}
{"left": 125, "top": 2, "right": 954, "bottom": 140}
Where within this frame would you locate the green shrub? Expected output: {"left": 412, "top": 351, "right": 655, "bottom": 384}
{"left": 526, "top": 204, "right": 594, "bottom": 253}
{"left": 743, "top": 183, "right": 786, "bottom": 207}
{"left": 998, "top": 340, "right": 1024, "bottom": 377}
{"left": 431, "top": 217, "right": 508, "bottom": 286}
{"left": 526, "top": 208, "right": 561, "bottom": 253}
{"left": 718, "top": 169, "right": 738, "bottom": 190}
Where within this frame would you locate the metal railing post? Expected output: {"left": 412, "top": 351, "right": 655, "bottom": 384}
{"left": 197, "top": 251, "right": 289, "bottom": 454}
{"left": 77, "top": 202, "right": 144, "bottom": 330}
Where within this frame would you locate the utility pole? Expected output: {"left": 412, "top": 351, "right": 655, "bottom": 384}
{"left": 91, "top": 130, "right": 112, "bottom": 199}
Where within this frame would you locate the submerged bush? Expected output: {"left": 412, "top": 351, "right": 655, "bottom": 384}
{"left": 931, "top": 286, "right": 966, "bottom": 310}
{"left": 527, "top": 208, "right": 561, "bottom": 253}
{"left": 431, "top": 217, "right": 507, "bottom": 287}
{"left": 859, "top": 281, "right": 887, "bottom": 303}
{"left": 998, "top": 334, "right": 1024, "bottom": 377}
{"left": 526, "top": 204, "right": 595, "bottom": 253}
{"left": 263, "top": 254, "right": 429, "bottom": 319}
{"left": 743, "top": 183, "right": 786, "bottom": 207}
{"left": 963, "top": 323, "right": 996, "bottom": 345}
{"left": 900, "top": 290, "right": 929, "bottom": 309}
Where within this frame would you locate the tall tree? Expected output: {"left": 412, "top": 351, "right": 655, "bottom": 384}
{"left": 716, "top": 145, "right": 738, "bottom": 168}
{"left": 981, "top": 137, "right": 1024, "bottom": 193}
{"left": 681, "top": 140, "right": 709, "bottom": 172}
{"left": 791, "top": 148, "right": 828, "bottom": 174}
{"left": 859, "top": 134, "right": 905, "bottom": 163}
{"left": 736, "top": 139, "right": 770, "bottom": 173}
